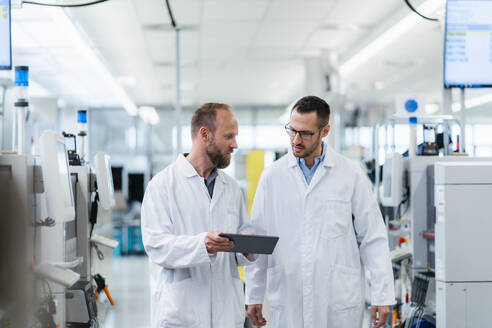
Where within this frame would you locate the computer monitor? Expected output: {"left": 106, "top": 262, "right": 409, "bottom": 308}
{"left": 64, "top": 134, "right": 76, "bottom": 153}
{"left": 94, "top": 152, "right": 115, "bottom": 210}
{"left": 0, "top": 0, "right": 11, "bottom": 70}
{"left": 39, "top": 131, "right": 75, "bottom": 223}
{"left": 111, "top": 166, "right": 123, "bottom": 191}
{"left": 128, "top": 173, "right": 144, "bottom": 203}
{"left": 444, "top": 0, "right": 492, "bottom": 88}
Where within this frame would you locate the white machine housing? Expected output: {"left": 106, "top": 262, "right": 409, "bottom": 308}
{"left": 434, "top": 161, "right": 492, "bottom": 328}
{"left": 381, "top": 152, "right": 403, "bottom": 207}
{"left": 94, "top": 152, "right": 115, "bottom": 210}
{"left": 39, "top": 130, "right": 75, "bottom": 223}
{"left": 38, "top": 131, "right": 80, "bottom": 328}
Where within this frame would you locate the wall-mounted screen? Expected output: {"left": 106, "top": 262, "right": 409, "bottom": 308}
{"left": 0, "top": 0, "right": 11, "bottom": 70}
{"left": 444, "top": 0, "right": 492, "bottom": 88}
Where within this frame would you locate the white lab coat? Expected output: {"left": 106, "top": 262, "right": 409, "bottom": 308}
{"left": 244, "top": 146, "right": 395, "bottom": 328}
{"left": 141, "top": 154, "right": 254, "bottom": 328}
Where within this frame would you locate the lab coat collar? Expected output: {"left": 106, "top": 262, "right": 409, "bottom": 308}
{"left": 287, "top": 142, "right": 336, "bottom": 169}
{"left": 177, "top": 154, "right": 198, "bottom": 178}
{"left": 176, "top": 154, "right": 227, "bottom": 184}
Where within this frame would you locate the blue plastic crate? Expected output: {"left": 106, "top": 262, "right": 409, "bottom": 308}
{"left": 113, "top": 227, "right": 123, "bottom": 257}
{"left": 129, "top": 226, "right": 145, "bottom": 253}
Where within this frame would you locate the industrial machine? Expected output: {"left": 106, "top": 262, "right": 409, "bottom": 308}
{"left": 375, "top": 117, "right": 492, "bottom": 327}
{"left": 1, "top": 66, "right": 81, "bottom": 327}
{"left": 434, "top": 162, "right": 492, "bottom": 328}
{"left": 36, "top": 130, "right": 82, "bottom": 327}
{"left": 1, "top": 76, "right": 117, "bottom": 327}
{"left": 65, "top": 128, "right": 118, "bottom": 327}
{"left": 0, "top": 132, "right": 81, "bottom": 327}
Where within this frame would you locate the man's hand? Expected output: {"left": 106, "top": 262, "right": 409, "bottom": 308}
{"left": 247, "top": 304, "right": 267, "bottom": 326}
{"left": 242, "top": 232, "right": 254, "bottom": 257}
{"left": 371, "top": 305, "right": 390, "bottom": 328}
{"left": 205, "top": 232, "right": 234, "bottom": 254}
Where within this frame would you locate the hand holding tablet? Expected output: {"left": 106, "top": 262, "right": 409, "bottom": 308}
{"left": 218, "top": 233, "right": 279, "bottom": 255}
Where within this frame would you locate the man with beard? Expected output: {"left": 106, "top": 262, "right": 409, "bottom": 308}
{"left": 141, "top": 103, "right": 256, "bottom": 328}
{"left": 245, "top": 96, "right": 395, "bottom": 328}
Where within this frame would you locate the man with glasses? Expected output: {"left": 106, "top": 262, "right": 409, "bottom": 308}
{"left": 244, "top": 96, "right": 395, "bottom": 328}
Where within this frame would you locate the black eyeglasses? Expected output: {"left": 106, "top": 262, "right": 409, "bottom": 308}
{"left": 284, "top": 124, "right": 323, "bottom": 141}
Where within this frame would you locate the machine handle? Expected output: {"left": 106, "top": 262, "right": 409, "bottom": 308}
{"left": 103, "top": 285, "right": 115, "bottom": 306}
{"left": 52, "top": 256, "right": 84, "bottom": 269}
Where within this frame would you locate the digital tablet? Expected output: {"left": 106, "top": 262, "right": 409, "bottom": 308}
{"left": 218, "top": 233, "right": 279, "bottom": 255}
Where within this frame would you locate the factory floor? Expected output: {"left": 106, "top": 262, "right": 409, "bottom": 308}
{"left": 101, "top": 255, "right": 150, "bottom": 328}
{"left": 101, "top": 256, "right": 372, "bottom": 328}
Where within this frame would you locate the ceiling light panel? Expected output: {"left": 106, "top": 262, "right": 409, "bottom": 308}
{"left": 70, "top": 4, "right": 145, "bottom": 54}
{"left": 135, "top": 0, "right": 170, "bottom": 25}
{"left": 144, "top": 30, "right": 175, "bottom": 62}
{"left": 145, "top": 29, "right": 200, "bottom": 64}
{"left": 201, "top": 45, "right": 248, "bottom": 62}
{"left": 136, "top": 0, "right": 202, "bottom": 26}
{"left": 248, "top": 47, "right": 300, "bottom": 59}
{"left": 340, "top": 0, "right": 443, "bottom": 77}
{"left": 203, "top": 0, "right": 269, "bottom": 21}
{"left": 253, "top": 21, "right": 319, "bottom": 47}
{"left": 167, "top": 0, "right": 202, "bottom": 26}
{"left": 264, "top": 0, "right": 336, "bottom": 21}
{"left": 325, "top": 0, "right": 402, "bottom": 26}
{"left": 343, "top": 19, "right": 440, "bottom": 84}
{"left": 196, "top": 59, "right": 304, "bottom": 104}
{"left": 305, "top": 29, "right": 361, "bottom": 52}
{"left": 202, "top": 22, "right": 258, "bottom": 47}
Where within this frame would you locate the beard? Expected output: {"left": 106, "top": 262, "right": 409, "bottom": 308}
{"left": 206, "top": 141, "right": 231, "bottom": 169}
{"left": 292, "top": 134, "right": 321, "bottom": 159}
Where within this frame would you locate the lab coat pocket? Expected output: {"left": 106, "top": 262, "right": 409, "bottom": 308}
{"left": 266, "top": 265, "right": 284, "bottom": 307}
{"left": 160, "top": 278, "right": 198, "bottom": 327}
{"left": 231, "top": 277, "right": 246, "bottom": 326}
{"left": 269, "top": 305, "right": 285, "bottom": 328}
{"left": 330, "top": 264, "right": 362, "bottom": 312}
{"left": 321, "top": 200, "right": 351, "bottom": 240}
{"left": 328, "top": 305, "right": 363, "bottom": 328}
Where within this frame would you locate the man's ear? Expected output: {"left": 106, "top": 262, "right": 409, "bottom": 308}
{"left": 322, "top": 124, "right": 330, "bottom": 138}
{"left": 199, "top": 126, "right": 210, "bottom": 141}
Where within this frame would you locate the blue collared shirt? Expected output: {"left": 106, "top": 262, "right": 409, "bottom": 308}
{"left": 297, "top": 142, "right": 326, "bottom": 185}
{"left": 204, "top": 169, "right": 218, "bottom": 198}
{"left": 184, "top": 153, "right": 218, "bottom": 197}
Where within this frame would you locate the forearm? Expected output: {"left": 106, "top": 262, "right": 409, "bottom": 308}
{"left": 143, "top": 230, "right": 212, "bottom": 269}
{"left": 236, "top": 253, "right": 258, "bottom": 266}
{"left": 244, "top": 256, "right": 267, "bottom": 304}
{"left": 359, "top": 228, "right": 396, "bottom": 305}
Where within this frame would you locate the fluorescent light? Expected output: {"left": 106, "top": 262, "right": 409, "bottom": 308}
{"left": 374, "top": 81, "right": 385, "bottom": 90}
{"left": 139, "top": 106, "right": 160, "bottom": 125}
{"left": 464, "top": 93, "right": 492, "bottom": 108}
{"left": 127, "top": 126, "right": 136, "bottom": 150}
{"left": 452, "top": 92, "right": 492, "bottom": 112}
{"left": 47, "top": 8, "right": 138, "bottom": 116}
{"left": 451, "top": 102, "right": 460, "bottom": 112}
{"left": 340, "top": 0, "right": 443, "bottom": 77}
{"left": 425, "top": 103, "right": 440, "bottom": 114}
